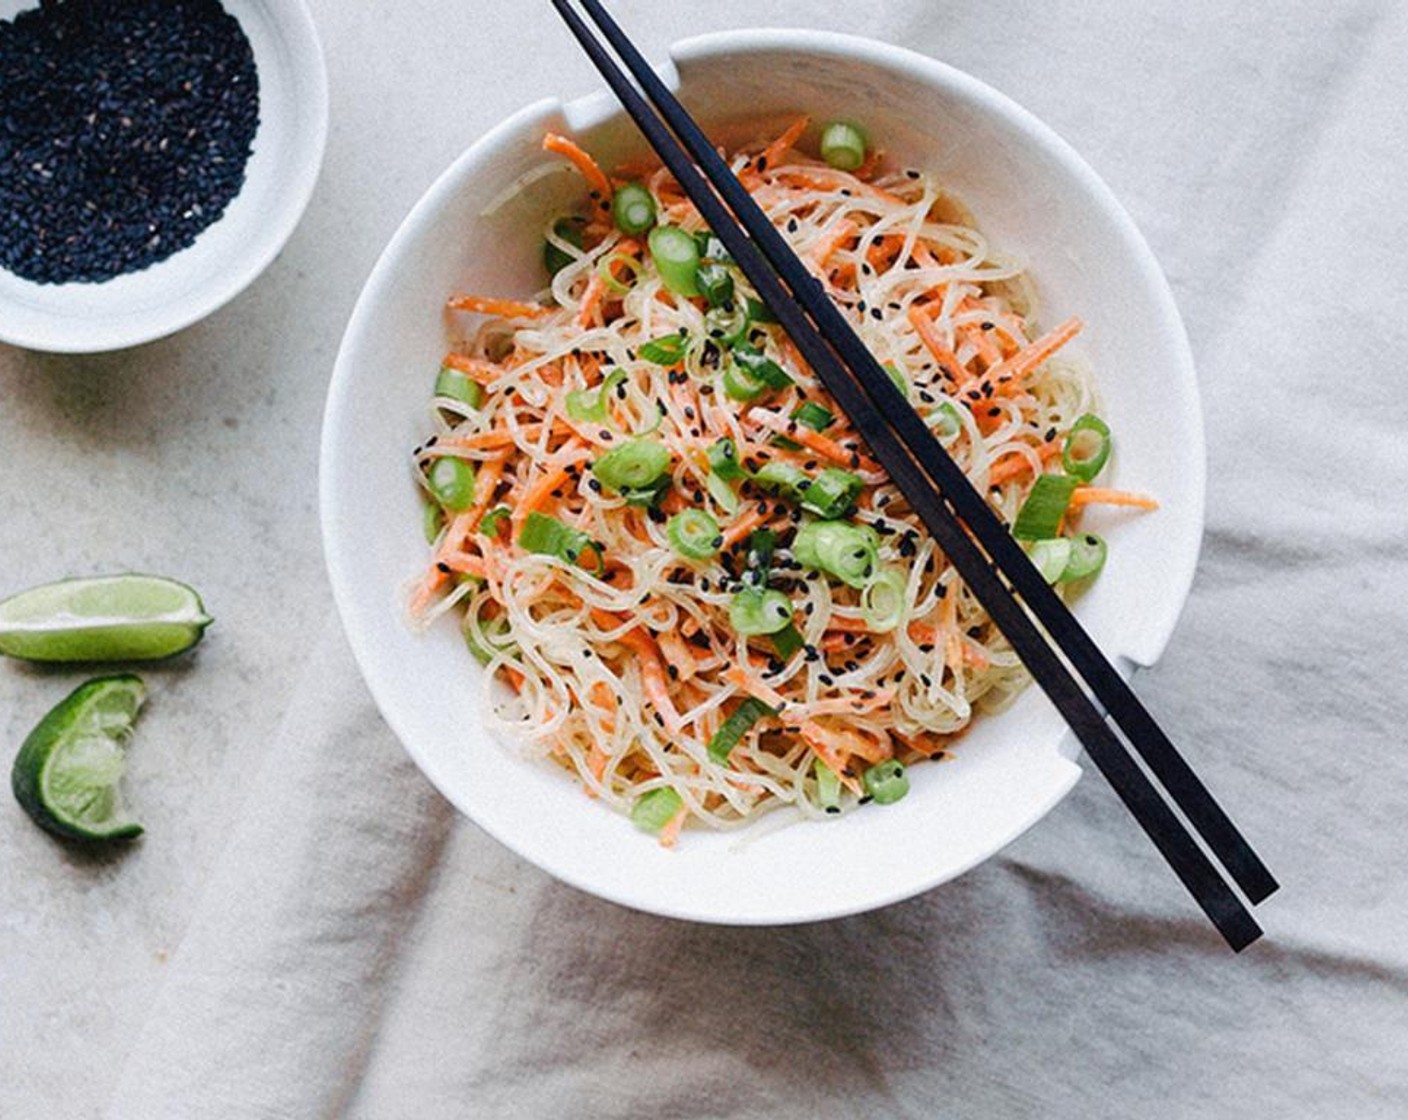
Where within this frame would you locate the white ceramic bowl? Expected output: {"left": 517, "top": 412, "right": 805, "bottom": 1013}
{"left": 0, "top": 0, "right": 328, "bottom": 354}
{"left": 321, "top": 30, "right": 1205, "bottom": 924}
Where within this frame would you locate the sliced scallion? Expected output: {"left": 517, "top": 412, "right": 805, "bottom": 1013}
{"left": 860, "top": 567, "right": 908, "bottom": 632}
{"left": 638, "top": 332, "right": 689, "bottom": 365}
{"left": 732, "top": 342, "right": 793, "bottom": 389}
{"left": 1011, "top": 473, "right": 1080, "bottom": 540}
{"left": 792, "top": 401, "right": 835, "bottom": 432}
{"left": 707, "top": 438, "right": 747, "bottom": 482}
{"left": 611, "top": 182, "right": 657, "bottom": 235}
{"left": 708, "top": 696, "right": 775, "bottom": 765}
{"left": 814, "top": 758, "right": 842, "bottom": 812}
{"left": 770, "top": 621, "right": 805, "bottom": 660}
{"left": 722, "top": 360, "right": 767, "bottom": 402}
{"left": 592, "top": 437, "right": 671, "bottom": 494}
{"left": 519, "top": 511, "right": 599, "bottom": 566}
{"left": 1026, "top": 537, "right": 1073, "bottom": 583}
{"left": 543, "top": 215, "right": 585, "bottom": 276}
{"left": 705, "top": 470, "right": 741, "bottom": 515}
{"left": 729, "top": 587, "right": 794, "bottom": 637}
{"left": 820, "top": 120, "right": 868, "bottom": 171}
{"left": 863, "top": 759, "right": 909, "bottom": 805}
{"left": 631, "top": 787, "right": 683, "bottom": 832}
{"left": 435, "top": 364, "right": 484, "bottom": 409}
{"left": 427, "top": 456, "right": 476, "bottom": 511}
{"left": 565, "top": 368, "right": 625, "bottom": 424}
{"left": 883, "top": 362, "right": 908, "bottom": 399}
{"left": 792, "top": 519, "right": 879, "bottom": 589}
{"left": 1060, "top": 533, "right": 1108, "bottom": 582}
{"left": 697, "top": 261, "right": 735, "bottom": 308}
{"left": 752, "top": 460, "right": 808, "bottom": 497}
{"left": 667, "top": 509, "right": 722, "bottom": 561}
{"left": 479, "top": 505, "right": 512, "bottom": 539}
{"left": 647, "top": 224, "right": 701, "bottom": 297}
{"left": 800, "top": 467, "right": 864, "bottom": 519}
{"left": 1062, "top": 414, "right": 1112, "bottom": 482}
{"left": 704, "top": 301, "right": 750, "bottom": 347}
{"left": 422, "top": 500, "right": 445, "bottom": 544}
{"left": 928, "top": 401, "right": 963, "bottom": 442}
{"left": 595, "top": 251, "right": 641, "bottom": 295}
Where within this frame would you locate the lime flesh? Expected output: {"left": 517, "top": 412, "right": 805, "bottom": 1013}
{"left": 0, "top": 575, "right": 211, "bottom": 662}
{"left": 11, "top": 675, "right": 146, "bottom": 841}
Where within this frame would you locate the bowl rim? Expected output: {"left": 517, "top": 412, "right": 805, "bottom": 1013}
{"left": 321, "top": 28, "right": 1206, "bottom": 924}
{"left": 0, "top": 0, "right": 330, "bottom": 354}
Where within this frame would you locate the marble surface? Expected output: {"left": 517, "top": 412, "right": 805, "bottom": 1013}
{"left": 3, "top": 2, "right": 1407, "bottom": 1117}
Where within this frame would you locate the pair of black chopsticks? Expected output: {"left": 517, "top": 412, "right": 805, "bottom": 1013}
{"left": 548, "top": 0, "right": 1277, "bottom": 950}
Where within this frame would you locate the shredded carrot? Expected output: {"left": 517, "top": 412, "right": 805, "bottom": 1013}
{"left": 464, "top": 456, "right": 508, "bottom": 532}
{"left": 511, "top": 439, "right": 588, "bottom": 533}
{"left": 610, "top": 622, "right": 683, "bottom": 735}
{"left": 576, "top": 270, "right": 607, "bottom": 329}
{"left": 750, "top": 409, "right": 882, "bottom": 475}
{"left": 720, "top": 503, "right": 773, "bottom": 549}
{"left": 811, "top": 218, "right": 858, "bottom": 268}
{"left": 441, "top": 352, "right": 508, "bottom": 385}
{"left": 722, "top": 665, "right": 788, "bottom": 712}
{"left": 657, "top": 627, "right": 698, "bottom": 683}
{"left": 1068, "top": 487, "right": 1160, "bottom": 511}
{"left": 908, "top": 304, "right": 965, "bottom": 381}
{"left": 984, "top": 315, "right": 1083, "bottom": 391}
{"left": 447, "top": 294, "right": 549, "bottom": 319}
{"left": 657, "top": 805, "right": 688, "bottom": 848}
{"left": 987, "top": 440, "right": 1061, "bottom": 487}
{"left": 543, "top": 131, "right": 613, "bottom": 200}
{"left": 760, "top": 115, "right": 809, "bottom": 170}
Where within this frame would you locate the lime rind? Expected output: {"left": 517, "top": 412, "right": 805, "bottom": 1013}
{"left": 0, "top": 575, "right": 212, "bottom": 663}
{"left": 11, "top": 675, "right": 146, "bottom": 842}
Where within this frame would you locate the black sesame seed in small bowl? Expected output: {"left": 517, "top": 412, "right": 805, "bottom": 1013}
{"left": 0, "top": 0, "right": 328, "bottom": 353}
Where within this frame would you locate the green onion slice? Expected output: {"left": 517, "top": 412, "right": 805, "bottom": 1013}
{"left": 566, "top": 368, "right": 626, "bottom": 424}
{"left": 667, "top": 509, "right": 722, "bottom": 561}
{"left": 708, "top": 696, "right": 776, "bottom": 765}
{"left": 746, "top": 296, "right": 778, "bottom": 324}
{"left": 592, "top": 437, "right": 672, "bottom": 494}
{"left": 612, "top": 182, "right": 657, "bottom": 235}
{"left": 745, "top": 528, "right": 777, "bottom": 581}
{"left": 707, "top": 438, "right": 747, "bottom": 482}
{"left": 792, "top": 519, "right": 879, "bottom": 589}
{"left": 1011, "top": 473, "right": 1080, "bottom": 540}
{"left": 752, "top": 460, "right": 808, "bottom": 496}
{"left": 631, "top": 787, "right": 683, "bottom": 832}
{"left": 722, "top": 360, "right": 767, "bottom": 402}
{"left": 792, "top": 401, "right": 835, "bottom": 432}
{"left": 1026, "top": 537, "right": 1073, "bottom": 583}
{"left": 705, "top": 470, "right": 741, "bottom": 515}
{"left": 519, "top": 511, "right": 599, "bottom": 566}
{"left": 595, "top": 251, "right": 641, "bottom": 295}
{"left": 704, "top": 301, "right": 750, "bottom": 347}
{"left": 638, "top": 332, "right": 689, "bottom": 366}
{"left": 544, "top": 215, "right": 585, "bottom": 276}
{"left": 1060, "top": 533, "right": 1108, "bottom": 582}
{"left": 697, "top": 261, "right": 735, "bottom": 308}
{"left": 814, "top": 758, "right": 843, "bottom": 812}
{"left": 860, "top": 567, "right": 909, "bottom": 632}
{"left": 647, "top": 224, "right": 701, "bottom": 297}
{"left": 1061, "top": 414, "right": 1112, "bottom": 482}
{"left": 427, "top": 456, "right": 476, "bottom": 511}
{"left": 479, "top": 505, "right": 512, "bottom": 539}
{"left": 820, "top": 120, "right": 868, "bottom": 171}
{"left": 435, "top": 364, "right": 484, "bottom": 409}
{"left": 422, "top": 500, "right": 445, "bottom": 544}
{"left": 928, "top": 401, "right": 962, "bottom": 442}
{"left": 770, "top": 621, "right": 805, "bottom": 660}
{"left": 883, "top": 362, "right": 908, "bottom": 400}
{"left": 863, "top": 759, "right": 909, "bottom": 805}
{"left": 800, "top": 467, "right": 864, "bottom": 519}
{"left": 732, "top": 342, "right": 793, "bottom": 389}
{"left": 729, "top": 587, "right": 794, "bottom": 637}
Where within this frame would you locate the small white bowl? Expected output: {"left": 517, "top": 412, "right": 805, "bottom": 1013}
{"left": 0, "top": 0, "right": 328, "bottom": 354}
{"left": 322, "top": 30, "right": 1205, "bottom": 925}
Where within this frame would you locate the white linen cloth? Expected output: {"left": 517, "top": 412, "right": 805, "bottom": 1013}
{"left": 3, "top": 1, "right": 1406, "bottom": 1116}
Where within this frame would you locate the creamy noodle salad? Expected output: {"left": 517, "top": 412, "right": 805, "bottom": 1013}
{"left": 408, "top": 118, "right": 1155, "bottom": 844}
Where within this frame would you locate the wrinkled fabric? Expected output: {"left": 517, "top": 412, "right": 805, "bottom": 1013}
{"left": 8, "top": 1, "right": 1408, "bottom": 1117}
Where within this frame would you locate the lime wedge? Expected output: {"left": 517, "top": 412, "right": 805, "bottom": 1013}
{"left": 11, "top": 675, "right": 147, "bottom": 842}
{"left": 0, "top": 575, "right": 212, "bottom": 662}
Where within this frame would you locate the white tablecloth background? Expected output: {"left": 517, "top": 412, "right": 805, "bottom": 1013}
{"left": 3, "top": 2, "right": 1406, "bottom": 1116}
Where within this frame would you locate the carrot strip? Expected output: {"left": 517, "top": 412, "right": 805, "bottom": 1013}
{"left": 446, "top": 295, "right": 549, "bottom": 319}
{"left": 722, "top": 666, "right": 788, "bottom": 713}
{"left": 576, "top": 270, "right": 607, "bottom": 329}
{"left": 908, "top": 304, "right": 965, "bottom": 381}
{"left": 720, "top": 503, "right": 772, "bottom": 549}
{"left": 464, "top": 456, "right": 507, "bottom": 532}
{"left": 750, "top": 410, "right": 882, "bottom": 476}
{"left": 657, "top": 805, "right": 688, "bottom": 848}
{"left": 811, "top": 218, "right": 858, "bottom": 268}
{"left": 657, "top": 626, "right": 698, "bottom": 683}
{"left": 441, "top": 353, "right": 508, "bottom": 385}
{"left": 987, "top": 440, "right": 1061, "bottom": 487}
{"left": 543, "top": 131, "right": 614, "bottom": 200}
{"left": 984, "top": 315, "right": 1083, "bottom": 390}
{"left": 593, "top": 614, "right": 683, "bottom": 735}
{"left": 760, "top": 115, "right": 809, "bottom": 170}
{"left": 511, "top": 438, "right": 588, "bottom": 534}
{"left": 1067, "top": 487, "right": 1160, "bottom": 511}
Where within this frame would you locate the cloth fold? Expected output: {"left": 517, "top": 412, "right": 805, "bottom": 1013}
{"left": 104, "top": 622, "right": 454, "bottom": 1119}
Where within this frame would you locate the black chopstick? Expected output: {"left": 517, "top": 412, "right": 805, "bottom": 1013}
{"left": 549, "top": 0, "right": 1272, "bottom": 949}
{"left": 566, "top": 0, "right": 1277, "bottom": 910}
